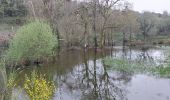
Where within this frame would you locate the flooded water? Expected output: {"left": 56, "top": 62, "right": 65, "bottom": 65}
{"left": 10, "top": 46, "right": 170, "bottom": 100}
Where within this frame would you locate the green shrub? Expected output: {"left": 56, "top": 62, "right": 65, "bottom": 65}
{"left": 6, "top": 21, "right": 58, "bottom": 64}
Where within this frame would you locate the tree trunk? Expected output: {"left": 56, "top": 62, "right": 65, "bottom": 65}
{"left": 130, "top": 32, "right": 132, "bottom": 46}
{"left": 93, "top": 0, "right": 98, "bottom": 48}
{"left": 100, "top": 20, "right": 106, "bottom": 48}
{"left": 53, "top": 24, "right": 60, "bottom": 49}
{"left": 100, "top": 31, "right": 105, "bottom": 48}
{"left": 143, "top": 32, "right": 146, "bottom": 45}
{"left": 123, "top": 32, "right": 125, "bottom": 46}
{"left": 84, "top": 23, "right": 88, "bottom": 48}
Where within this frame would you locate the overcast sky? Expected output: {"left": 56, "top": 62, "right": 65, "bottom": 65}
{"left": 128, "top": 0, "right": 170, "bottom": 13}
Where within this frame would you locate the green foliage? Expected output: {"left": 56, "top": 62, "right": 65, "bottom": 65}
{"left": 24, "top": 71, "right": 56, "bottom": 100}
{"left": 104, "top": 57, "right": 148, "bottom": 73}
{"left": 104, "top": 57, "right": 170, "bottom": 78}
{"left": 138, "top": 12, "right": 157, "bottom": 39}
{"left": 7, "top": 70, "right": 17, "bottom": 89}
{"left": 153, "top": 66, "right": 170, "bottom": 78}
{"left": 6, "top": 21, "right": 58, "bottom": 63}
{"left": 4, "top": 69, "right": 17, "bottom": 100}
{"left": 0, "top": 63, "right": 7, "bottom": 99}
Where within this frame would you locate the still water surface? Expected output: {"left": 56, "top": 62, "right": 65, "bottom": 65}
{"left": 14, "top": 46, "right": 170, "bottom": 100}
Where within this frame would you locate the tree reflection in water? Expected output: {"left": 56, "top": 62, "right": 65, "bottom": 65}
{"left": 55, "top": 49, "right": 133, "bottom": 100}
{"left": 2, "top": 47, "right": 167, "bottom": 100}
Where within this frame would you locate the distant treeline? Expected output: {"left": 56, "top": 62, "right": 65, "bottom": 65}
{"left": 0, "top": 0, "right": 27, "bottom": 24}
{"left": 0, "top": 0, "right": 27, "bottom": 17}
{"left": 1, "top": 0, "right": 170, "bottom": 47}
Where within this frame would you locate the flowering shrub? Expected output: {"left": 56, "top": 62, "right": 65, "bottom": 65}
{"left": 24, "top": 72, "right": 55, "bottom": 100}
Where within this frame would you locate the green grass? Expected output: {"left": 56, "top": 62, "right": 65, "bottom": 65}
{"left": 0, "top": 17, "right": 26, "bottom": 25}
{"left": 111, "top": 32, "right": 170, "bottom": 46}
{"left": 0, "top": 23, "right": 19, "bottom": 33}
{"left": 153, "top": 66, "right": 170, "bottom": 78}
{"left": 104, "top": 57, "right": 170, "bottom": 78}
{"left": 150, "top": 35, "right": 170, "bottom": 44}
{"left": 0, "top": 62, "right": 7, "bottom": 99}
{"left": 104, "top": 57, "right": 149, "bottom": 73}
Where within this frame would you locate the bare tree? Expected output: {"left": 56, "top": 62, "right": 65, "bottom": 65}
{"left": 25, "top": 0, "right": 130, "bottom": 48}
{"left": 98, "top": 0, "right": 122, "bottom": 48}
{"left": 91, "top": 0, "right": 99, "bottom": 48}
{"left": 138, "top": 12, "right": 155, "bottom": 43}
{"left": 76, "top": 3, "right": 91, "bottom": 48}
{"left": 121, "top": 2, "right": 139, "bottom": 46}
{"left": 26, "top": 0, "right": 65, "bottom": 47}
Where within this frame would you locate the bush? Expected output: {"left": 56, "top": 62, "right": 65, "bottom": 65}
{"left": 24, "top": 71, "right": 55, "bottom": 100}
{"left": 6, "top": 21, "right": 58, "bottom": 64}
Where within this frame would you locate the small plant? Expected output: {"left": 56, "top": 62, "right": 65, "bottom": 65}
{"left": 5, "top": 69, "right": 17, "bottom": 100}
{"left": 0, "top": 62, "right": 7, "bottom": 100}
{"left": 7, "top": 71, "right": 17, "bottom": 89}
{"left": 24, "top": 71, "right": 55, "bottom": 100}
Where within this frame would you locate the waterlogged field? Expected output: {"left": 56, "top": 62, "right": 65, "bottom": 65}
{"left": 2, "top": 46, "right": 170, "bottom": 100}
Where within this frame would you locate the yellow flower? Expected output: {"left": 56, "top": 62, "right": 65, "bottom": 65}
{"left": 24, "top": 72, "right": 56, "bottom": 100}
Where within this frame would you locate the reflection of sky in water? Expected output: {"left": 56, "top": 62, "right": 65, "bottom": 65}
{"left": 53, "top": 47, "right": 170, "bottom": 100}
{"left": 127, "top": 75, "right": 170, "bottom": 100}
{"left": 53, "top": 59, "right": 170, "bottom": 100}
{"left": 112, "top": 48, "right": 168, "bottom": 66}
{"left": 54, "top": 59, "right": 127, "bottom": 100}
{"left": 11, "top": 47, "right": 170, "bottom": 100}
